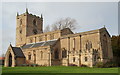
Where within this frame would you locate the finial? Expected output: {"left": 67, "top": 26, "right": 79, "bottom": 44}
{"left": 17, "top": 12, "right": 19, "bottom": 16}
{"left": 104, "top": 25, "right": 106, "bottom": 28}
{"left": 26, "top": 8, "right": 28, "bottom": 14}
{"left": 41, "top": 14, "right": 43, "bottom": 19}
{"left": 10, "top": 42, "right": 12, "bottom": 47}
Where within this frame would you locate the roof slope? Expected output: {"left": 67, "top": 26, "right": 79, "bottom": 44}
{"left": 12, "top": 47, "right": 25, "bottom": 58}
{"left": 21, "top": 40, "right": 57, "bottom": 49}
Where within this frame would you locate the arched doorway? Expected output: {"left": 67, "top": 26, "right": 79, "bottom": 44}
{"left": 8, "top": 53, "right": 12, "bottom": 67}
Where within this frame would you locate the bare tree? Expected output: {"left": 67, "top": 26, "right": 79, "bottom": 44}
{"left": 51, "top": 17, "right": 77, "bottom": 31}
{"left": 44, "top": 25, "right": 51, "bottom": 32}
{"left": 51, "top": 24, "right": 59, "bottom": 31}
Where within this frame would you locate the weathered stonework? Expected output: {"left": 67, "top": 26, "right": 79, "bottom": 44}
{"left": 4, "top": 9, "right": 113, "bottom": 67}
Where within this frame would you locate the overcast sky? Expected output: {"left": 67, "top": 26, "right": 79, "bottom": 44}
{"left": 1, "top": 2, "right": 118, "bottom": 55}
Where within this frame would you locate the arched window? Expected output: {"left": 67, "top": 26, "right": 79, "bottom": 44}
{"left": 20, "top": 19, "right": 22, "bottom": 25}
{"left": 85, "top": 41, "right": 92, "bottom": 50}
{"left": 103, "top": 34, "right": 108, "bottom": 57}
{"left": 33, "top": 19, "right": 37, "bottom": 26}
{"left": 62, "top": 49, "right": 67, "bottom": 58}
{"left": 85, "top": 57, "right": 87, "bottom": 62}
{"left": 54, "top": 50, "right": 59, "bottom": 59}
{"left": 28, "top": 52, "right": 31, "bottom": 60}
{"left": 73, "top": 57, "right": 75, "bottom": 62}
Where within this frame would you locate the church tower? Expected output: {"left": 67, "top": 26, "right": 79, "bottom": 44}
{"left": 16, "top": 8, "right": 43, "bottom": 47}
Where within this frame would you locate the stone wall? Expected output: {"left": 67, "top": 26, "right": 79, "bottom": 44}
{"left": 99, "top": 28, "right": 113, "bottom": 63}
{"left": 23, "top": 46, "right": 51, "bottom": 66}
{"left": 16, "top": 13, "right": 27, "bottom": 47}
{"left": 26, "top": 28, "right": 73, "bottom": 44}
{"left": 16, "top": 58, "right": 25, "bottom": 66}
{"left": 60, "top": 29, "right": 102, "bottom": 67}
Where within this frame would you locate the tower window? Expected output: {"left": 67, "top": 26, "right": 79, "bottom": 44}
{"left": 33, "top": 19, "right": 37, "bottom": 26}
{"left": 19, "top": 29, "right": 22, "bottom": 34}
{"left": 33, "top": 29, "right": 38, "bottom": 34}
{"left": 20, "top": 19, "right": 22, "bottom": 25}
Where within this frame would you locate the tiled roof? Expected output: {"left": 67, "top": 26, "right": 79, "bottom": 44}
{"left": 21, "top": 40, "right": 57, "bottom": 49}
{"left": 12, "top": 47, "right": 25, "bottom": 58}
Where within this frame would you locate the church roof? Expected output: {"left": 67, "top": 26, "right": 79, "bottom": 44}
{"left": 21, "top": 40, "right": 57, "bottom": 49}
{"left": 12, "top": 47, "right": 25, "bottom": 58}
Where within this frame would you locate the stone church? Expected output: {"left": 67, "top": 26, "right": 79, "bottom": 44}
{"left": 4, "top": 9, "right": 113, "bottom": 67}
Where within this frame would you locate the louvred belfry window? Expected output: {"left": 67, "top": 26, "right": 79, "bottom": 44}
{"left": 33, "top": 19, "right": 37, "bottom": 26}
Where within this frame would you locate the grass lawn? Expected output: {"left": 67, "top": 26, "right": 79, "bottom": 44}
{"left": 2, "top": 66, "right": 118, "bottom": 74}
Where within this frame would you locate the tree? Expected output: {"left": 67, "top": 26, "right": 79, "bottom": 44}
{"left": 51, "top": 17, "right": 77, "bottom": 31}
{"left": 111, "top": 35, "right": 120, "bottom": 66}
{"left": 111, "top": 35, "right": 120, "bottom": 57}
{"left": 44, "top": 25, "right": 51, "bottom": 32}
{"left": 51, "top": 24, "right": 59, "bottom": 31}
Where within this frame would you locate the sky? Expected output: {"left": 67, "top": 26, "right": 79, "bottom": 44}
{"left": 0, "top": 2, "right": 118, "bottom": 55}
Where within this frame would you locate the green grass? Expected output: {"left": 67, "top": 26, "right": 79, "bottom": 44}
{"left": 2, "top": 66, "right": 118, "bottom": 73}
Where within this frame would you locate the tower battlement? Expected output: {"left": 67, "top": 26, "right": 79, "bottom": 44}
{"left": 16, "top": 8, "right": 43, "bottom": 47}
{"left": 16, "top": 9, "right": 43, "bottom": 20}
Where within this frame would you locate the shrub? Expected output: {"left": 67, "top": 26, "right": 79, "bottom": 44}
{"left": 95, "top": 62, "right": 104, "bottom": 68}
{"left": 95, "top": 61, "right": 118, "bottom": 68}
{"left": 103, "top": 61, "right": 118, "bottom": 68}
